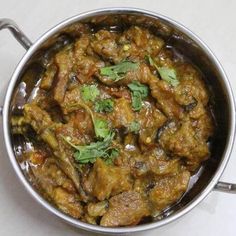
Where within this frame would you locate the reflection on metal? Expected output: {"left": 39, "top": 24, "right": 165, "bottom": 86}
{"left": 214, "top": 181, "right": 236, "bottom": 193}
{"left": 0, "top": 18, "right": 32, "bottom": 49}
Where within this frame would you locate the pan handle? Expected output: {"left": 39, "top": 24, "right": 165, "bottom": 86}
{"left": 0, "top": 18, "right": 32, "bottom": 50}
{"left": 214, "top": 181, "right": 236, "bottom": 193}
{"left": 0, "top": 19, "right": 32, "bottom": 116}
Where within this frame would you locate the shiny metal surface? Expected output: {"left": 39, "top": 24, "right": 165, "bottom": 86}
{"left": 0, "top": 18, "right": 32, "bottom": 49}
{"left": 1, "top": 8, "right": 236, "bottom": 234}
{"left": 0, "top": 18, "right": 32, "bottom": 117}
{"left": 214, "top": 182, "right": 236, "bottom": 193}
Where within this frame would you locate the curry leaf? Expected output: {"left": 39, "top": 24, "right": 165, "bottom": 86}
{"left": 94, "top": 99, "right": 114, "bottom": 113}
{"left": 81, "top": 84, "right": 100, "bottom": 102}
{"left": 100, "top": 61, "right": 139, "bottom": 81}
{"left": 127, "top": 81, "right": 149, "bottom": 111}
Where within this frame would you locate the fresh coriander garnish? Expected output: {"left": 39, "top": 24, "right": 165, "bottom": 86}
{"left": 129, "top": 121, "right": 140, "bottom": 134}
{"left": 67, "top": 102, "right": 110, "bottom": 139}
{"left": 94, "top": 118, "right": 110, "bottom": 139}
{"left": 63, "top": 132, "right": 119, "bottom": 164}
{"left": 94, "top": 99, "right": 114, "bottom": 113}
{"left": 145, "top": 55, "right": 156, "bottom": 67}
{"left": 146, "top": 55, "right": 179, "bottom": 87}
{"left": 157, "top": 67, "right": 179, "bottom": 87}
{"left": 105, "top": 148, "right": 119, "bottom": 165}
{"left": 81, "top": 84, "right": 100, "bottom": 102}
{"left": 100, "top": 61, "right": 139, "bottom": 81}
{"left": 127, "top": 81, "right": 149, "bottom": 111}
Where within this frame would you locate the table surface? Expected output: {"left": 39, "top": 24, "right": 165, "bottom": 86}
{"left": 1, "top": 0, "right": 236, "bottom": 235}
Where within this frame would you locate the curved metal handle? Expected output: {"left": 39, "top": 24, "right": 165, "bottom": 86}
{"left": 0, "top": 18, "right": 33, "bottom": 116}
{"left": 214, "top": 181, "right": 236, "bottom": 193}
{"left": 0, "top": 18, "right": 32, "bottom": 49}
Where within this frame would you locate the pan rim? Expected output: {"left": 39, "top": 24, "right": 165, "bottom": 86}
{"left": 3, "top": 7, "right": 236, "bottom": 234}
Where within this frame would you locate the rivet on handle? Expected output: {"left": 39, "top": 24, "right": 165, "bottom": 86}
{"left": 0, "top": 18, "right": 32, "bottom": 50}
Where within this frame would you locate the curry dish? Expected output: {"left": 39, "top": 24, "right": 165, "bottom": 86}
{"left": 12, "top": 23, "right": 214, "bottom": 226}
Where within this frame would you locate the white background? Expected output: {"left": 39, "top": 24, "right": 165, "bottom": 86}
{"left": 0, "top": 0, "right": 236, "bottom": 235}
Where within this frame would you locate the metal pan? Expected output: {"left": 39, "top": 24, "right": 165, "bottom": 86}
{"left": 0, "top": 7, "right": 235, "bottom": 234}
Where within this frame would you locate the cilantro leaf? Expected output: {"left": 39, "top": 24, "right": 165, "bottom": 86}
{"left": 145, "top": 55, "right": 156, "bottom": 67}
{"left": 129, "top": 121, "right": 140, "bottom": 134}
{"left": 105, "top": 148, "right": 119, "bottom": 165}
{"left": 63, "top": 132, "right": 118, "bottom": 164}
{"left": 146, "top": 55, "right": 179, "bottom": 87}
{"left": 131, "top": 91, "right": 142, "bottom": 111}
{"left": 157, "top": 67, "right": 179, "bottom": 87}
{"left": 100, "top": 61, "right": 139, "bottom": 81}
{"left": 94, "top": 118, "right": 110, "bottom": 139}
{"left": 94, "top": 99, "right": 114, "bottom": 113}
{"left": 127, "top": 81, "right": 149, "bottom": 98}
{"left": 76, "top": 103, "right": 111, "bottom": 139}
{"left": 127, "top": 81, "right": 149, "bottom": 111}
{"left": 81, "top": 84, "right": 100, "bottom": 102}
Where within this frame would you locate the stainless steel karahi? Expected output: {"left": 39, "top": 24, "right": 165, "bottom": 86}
{"left": 0, "top": 7, "right": 235, "bottom": 234}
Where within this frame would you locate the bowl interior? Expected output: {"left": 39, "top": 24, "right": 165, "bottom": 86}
{"left": 7, "top": 10, "right": 233, "bottom": 230}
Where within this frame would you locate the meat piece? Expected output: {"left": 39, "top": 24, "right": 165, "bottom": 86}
{"left": 137, "top": 101, "right": 166, "bottom": 148}
{"left": 53, "top": 187, "right": 83, "bottom": 218}
{"left": 73, "top": 35, "right": 105, "bottom": 83}
{"left": 132, "top": 65, "right": 183, "bottom": 118}
{"left": 83, "top": 159, "right": 132, "bottom": 201}
{"left": 132, "top": 155, "right": 182, "bottom": 177}
{"left": 75, "top": 56, "right": 104, "bottom": 84}
{"left": 117, "top": 26, "right": 164, "bottom": 61}
{"left": 175, "top": 64, "right": 209, "bottom": 106}
{"left": 91, "top": 30, "right": 119, "bottom": 61}
{"left": 87, "top": 201, "right": 108, "bottom": 217}
{"left": 61, "top": 87, "right": 81, "bottom": 114}
{"left": 100, "top": 191, "right": 150, "bottom": 226}
{"left": 29, "top": 157, "right": 83, "bottom": 218}
{"left": 74, "top": 34, "right": 90, "bottom": 57}
{"left": 53, "top": 45, "right": 74, "bottom": 103}
{"left": 24, "top": 104, "right": 53, "bottom": 131}
{"left": 30, "top": 157, "right": 76, "bottom": 193}
{"left": 149, "top": 171, "right": 190, "bottom": 211}
{"left": 24, "top": 103, "right": 59, "bottom": 149}
{"left": 40, "top": 64, "right": 57, "bottom": 90}
{"left": 109, "top": 97, "right": 135, "bottom": 128}
{"left": 192, "top": 111, "right": 214, "bottom": 140}
{"left": 68, "top": 110, "right": 94, "bottom": 138}
{"left": 159, "top": 118, "right": 210, "bottom": 169}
